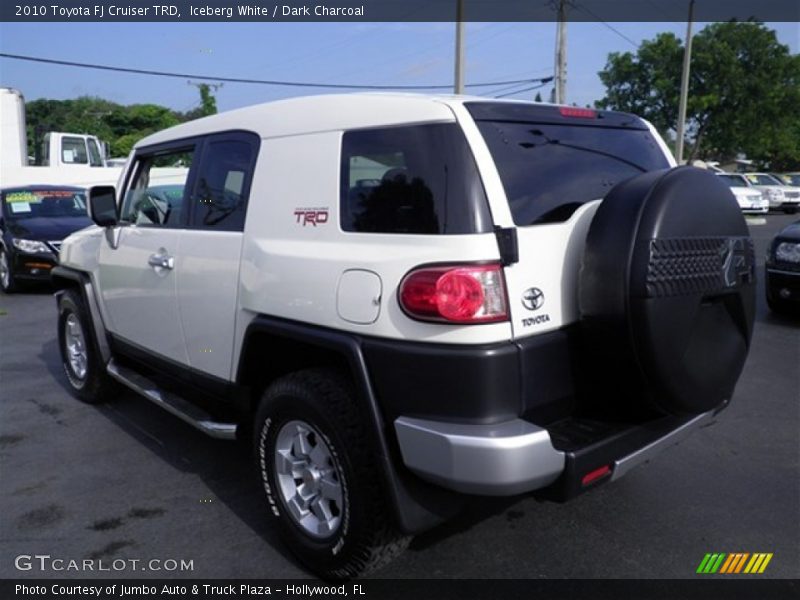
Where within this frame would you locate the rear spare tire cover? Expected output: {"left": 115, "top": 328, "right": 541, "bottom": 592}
{"left": 579, "top": 166, "right": 756, "bottom": 415}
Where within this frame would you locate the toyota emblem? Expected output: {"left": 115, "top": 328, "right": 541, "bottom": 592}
{"left": 522, "top": 288, "right": 545, "bottom": 311}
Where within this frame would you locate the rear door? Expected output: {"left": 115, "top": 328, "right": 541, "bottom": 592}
{"left": 176, "top": 132, "right": 259, "bottom": 381}
{"left": 97, "top": 143, "right": 196, "bottom": 364}
{"left": 464, "top": 103, "right": 673, "bottom": 339}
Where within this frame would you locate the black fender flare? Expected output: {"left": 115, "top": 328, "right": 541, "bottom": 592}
{"left": 237, "top": 316, "right": 462, "bottom": 534}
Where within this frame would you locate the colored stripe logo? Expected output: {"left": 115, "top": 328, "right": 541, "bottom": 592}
{"left": 696, "top": 552, "right": 773, "bottom": 574}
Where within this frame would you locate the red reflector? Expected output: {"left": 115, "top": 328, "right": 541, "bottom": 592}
{"left": 581, "top": 465, "right": 612, "bottom": 486}
{"left": 559, "top": 106, "right": 597, "bottom": 119}
{"left": 399, "top": 264, "right": 508, "bottom": 324}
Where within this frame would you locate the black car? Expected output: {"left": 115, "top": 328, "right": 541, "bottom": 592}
{"left": 0, "top": 185, "right": 92, "bottom": 293}
{"left": 766, "top": 219, "right": 800, "bottom": 314}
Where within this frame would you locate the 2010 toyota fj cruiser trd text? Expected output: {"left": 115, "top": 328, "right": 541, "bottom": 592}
{"left": 53, "top": 94, "right": 756, "bottom": 579}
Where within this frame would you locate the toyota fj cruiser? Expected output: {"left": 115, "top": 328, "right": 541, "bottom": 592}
{"left": 52, "top": 94, "right": 756, "bottom": 579}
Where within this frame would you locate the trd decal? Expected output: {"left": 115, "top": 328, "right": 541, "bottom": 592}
{"left": 294, "top": 208, "right": 329, "bottom": 227}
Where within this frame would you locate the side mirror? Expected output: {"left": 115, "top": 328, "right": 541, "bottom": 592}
{"left": 88, "top": 186, "right": 118, "bottom": 227}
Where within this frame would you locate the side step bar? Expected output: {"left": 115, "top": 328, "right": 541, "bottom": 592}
{"left": 107, "top": 359, "right": 237, "bottom": 440}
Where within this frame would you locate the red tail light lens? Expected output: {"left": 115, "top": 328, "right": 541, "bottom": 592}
{"left": 559, "top": 106, "right": 597, "bottom": 119}
{"left": 399, "top": 264, "right": 508, "bottom": 324}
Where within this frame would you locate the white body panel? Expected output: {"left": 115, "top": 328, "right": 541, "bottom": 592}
{"left": 96, "top": 227, "right": 187, "bottom": 364}
{"left": 176, "top": 230, "right": 243, "bottom": 380}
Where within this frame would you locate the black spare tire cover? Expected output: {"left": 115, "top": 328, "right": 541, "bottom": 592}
{"left": 579, "top": 166, "right": 756, "bottom": 415}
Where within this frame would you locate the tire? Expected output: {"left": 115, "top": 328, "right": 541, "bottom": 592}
{"left": 254, "top": 368, "right": 410, "bottom": 579}
{"left": 57, "top": 288, "right": 118, "bottom": 403}
{"left": 784, "top": 206, "right": 798, "bottom": 214}
{"left": 579, "top": 167, "right": 756, "bottom": 416}
{"left": 0, "top": 247, "right": 19, "bottom": 294}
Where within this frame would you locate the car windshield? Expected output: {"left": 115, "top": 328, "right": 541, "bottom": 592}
{"left": 718, "top": 175, "right": 748, "bottom": 188}
{"left": 746, "top": 174, "right": 782, "bottom": 186}
{"left": 466, "top": 103, "right": 671, "bottom": 225}
{"left": 2, "top": 189, "right": 87, "bottom": 219}
{"left": 778, "top": 173, "right": 800, "bottom": 186}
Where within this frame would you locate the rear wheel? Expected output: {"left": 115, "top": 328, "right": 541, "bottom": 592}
{"left": 57, "top": 288, "right": 118, "bottom": 403}
{"left": 0, "top": 248, "right": 19, "bottom": 293}
{"left": 254, "top": 368, "right": 410, "bottom": 579}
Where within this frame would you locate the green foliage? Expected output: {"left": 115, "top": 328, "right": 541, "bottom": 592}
{"left": 597, "top": 22, "right": 800, "bottom": 169}
{"left": 25, "top": 83, "right": 219, "bottom": 159}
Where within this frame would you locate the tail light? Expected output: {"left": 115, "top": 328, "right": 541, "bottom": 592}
{"left": 399, "top": 264, "right": 508, "bottom": 324}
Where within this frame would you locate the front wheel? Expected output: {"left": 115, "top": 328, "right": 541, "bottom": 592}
{"left": 254, "top": 369, "right": 410, "bottom": 579}
{"left": 57, "top": 288, "right": 118, "bottom": 403}
{"left": 0, "top": 247, "right": 19, "bottom": 293}
{"left": 784, "top": 205, "right": 799, "bottom": 214}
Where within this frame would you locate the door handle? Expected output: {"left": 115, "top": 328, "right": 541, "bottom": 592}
{"left": 148, "top": 253, "right": 174, "bottom": 270}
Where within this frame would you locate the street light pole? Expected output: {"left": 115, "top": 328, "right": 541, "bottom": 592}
{"left": 454, "top": 0, "right": 465, "bottom": 94}
{"left": 675, "top": 0, "right": 695, "bottom": 164}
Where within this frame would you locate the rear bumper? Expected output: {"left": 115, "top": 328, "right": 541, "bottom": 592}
{"left": 394, "top": 417, "right": 564, "bottom": 495}
{"left": 394, "top": 409, "right": 716, "bottom": 497}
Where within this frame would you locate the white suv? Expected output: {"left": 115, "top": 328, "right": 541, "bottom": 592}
{"left": 53, "top": 94, "right": 756, "bottom": 579}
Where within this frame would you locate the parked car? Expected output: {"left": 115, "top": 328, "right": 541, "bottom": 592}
{"left": 766, "top": 219, "right": 800, "bottom": 314}
{"left": 716, "top": 173, "right": 769, "bottom": 214}
{"left": 52, "top": 95, "right": 756, "bottom": 579}
{"left": 0, "top": 185, "right": 91, "bottom": 293}
{"left": 743, "top": 172, "right": 800, "bottom": 213}
{"left": 772, "top": 173, "right": 800, "bottom": 187}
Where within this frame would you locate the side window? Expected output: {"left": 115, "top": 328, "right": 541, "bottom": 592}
{"left": 120, "top": 148, "right": 194, "bottom": 227}
{"left": 189, "top": 136, "right": 256, "bottom": 231}
{"left": 340, "top": 123, "right": 491, "bottom": 234}
{"left": 61, "top": 136, "right": 88, "bottom": 164}
{"left": 87, "top": 139, "right": 103, "bottom": 167}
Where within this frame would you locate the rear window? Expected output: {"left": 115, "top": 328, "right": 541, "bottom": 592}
{"left": 466, "top": 102, "right": 671, "bottom": 225}
{"left": 340, "top": 123, "right": 491, "bottom": 234}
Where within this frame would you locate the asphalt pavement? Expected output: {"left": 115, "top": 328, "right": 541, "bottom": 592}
{"left": 1, "top": 214, "right": 798, "bottom": 580}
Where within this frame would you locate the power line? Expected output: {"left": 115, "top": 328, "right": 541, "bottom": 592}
{"left": 572, "top": 3, "right": 639, "bottom": 48}
{"left": 0, "top": 52, "right": 552, "bottom": 91}
{"left": 495, "top": 79, "right": 553, "bottom": 99}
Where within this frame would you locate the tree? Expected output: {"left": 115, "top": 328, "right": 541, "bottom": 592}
{"left": 26, "top": 96, "right": 184, "bottom": 159}
{"left": 597, "top": 22, "right": 800, "bottom": 169}
{"left": 183, "top": 83, "right": 220, "bottom": 120}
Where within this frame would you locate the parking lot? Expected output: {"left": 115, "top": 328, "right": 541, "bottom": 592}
{"left": 0, "top": 214, "right": 797, "bottom": 580}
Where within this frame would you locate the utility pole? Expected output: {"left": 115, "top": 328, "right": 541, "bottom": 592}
{"left": 675, "top": 0, "right": 695, "bottom": 164}
{"left": 554, "top": 0, "right": 567, "bottom": 104}
{"left": 454, "top": 0, "right": 465, "bottom": 94}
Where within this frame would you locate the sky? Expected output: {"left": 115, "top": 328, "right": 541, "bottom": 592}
{"left": 0, "top": 21, "right": 797, "bottom": 113}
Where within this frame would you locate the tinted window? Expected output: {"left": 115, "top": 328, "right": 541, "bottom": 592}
{"left": 340, "top": 123, "right": 491, "bottom": 234}
{"left": 467, "top": 103, "right": 670, "bottom": 225}
{"left": 121, "top": 148, "right": 194, "bottom": 227}
{"left": 2, "top": 189, "right": 87, "bottom": 219}
{"left": 190, "top": 137, "right": 256, "bottom": 231}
